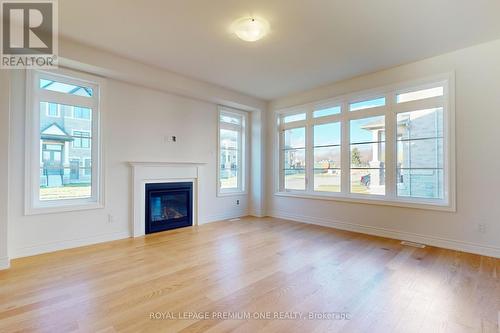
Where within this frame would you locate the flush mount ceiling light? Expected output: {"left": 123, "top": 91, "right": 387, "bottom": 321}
{"left": 232, "top": 17, "right": 269, "bottom": 42}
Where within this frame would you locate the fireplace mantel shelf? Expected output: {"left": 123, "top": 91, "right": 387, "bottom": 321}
{"left": 128, "top": 161, "right": 207, "bottom": 167}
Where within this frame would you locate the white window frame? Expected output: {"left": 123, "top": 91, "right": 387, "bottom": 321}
{"left": 274, "top": 73, "right": 455, "bottom": 211}
{"left": 25, "top": 68, "right": 104, "bottom": 215}
{"left": 217, "top": 106, "right": 248, "bottom": 196}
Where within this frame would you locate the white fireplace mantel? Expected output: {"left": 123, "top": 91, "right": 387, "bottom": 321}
{"left": 129, "top": 161, "right": 206, "bottom": 237}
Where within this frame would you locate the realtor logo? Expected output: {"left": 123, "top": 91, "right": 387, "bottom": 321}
{"left": 1, "top": 0, "right": 58, "bottom": 68}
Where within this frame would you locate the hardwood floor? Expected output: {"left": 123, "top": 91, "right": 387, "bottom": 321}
{"left": 0, "top": 217, "right": 498, "bottom": 333}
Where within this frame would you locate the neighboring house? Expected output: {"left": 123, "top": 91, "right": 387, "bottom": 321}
{"left": 359, "top": 120, "right": 386, "bottom": 194}
{"left": 362, "top": 108, "right": 443, "bottom": 199}
{"left": 220, "top": 131, "right": 239, "bottom": 180}
{"left": 39, "top": 102, "right": 92, "bottom": 188}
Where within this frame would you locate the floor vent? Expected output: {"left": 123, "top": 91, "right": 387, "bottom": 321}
{"left": 401, "top": 241, "right": 426, "bottom": 248}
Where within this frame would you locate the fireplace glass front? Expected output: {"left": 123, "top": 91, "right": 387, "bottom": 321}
{"left": 145, "top": 182, "right": 193, "bottom": 234}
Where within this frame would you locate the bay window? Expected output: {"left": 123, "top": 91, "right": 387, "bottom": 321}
{"left": 275, "top": 75, "right": 455, "bottom": 210}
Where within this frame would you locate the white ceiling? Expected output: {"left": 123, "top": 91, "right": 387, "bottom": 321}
{"left": 59, "top": 0, "right": 500, "bottom": 100}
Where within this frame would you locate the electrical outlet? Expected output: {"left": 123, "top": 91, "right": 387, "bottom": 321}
{"left": 108, "top": 214, "right": 114, "bottom": 224}
{"left": 477, "top": 223, "right": 486, "bottom": 233}
{"left": 163, "top": 135, "right": 177, "bottom": 143}
{"left": 236, "top": 200, "right": 240, "bottom": 205}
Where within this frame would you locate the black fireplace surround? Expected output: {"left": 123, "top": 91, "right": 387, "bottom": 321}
{"left": 145, "top": 182, "right": 193, "bottom": 234}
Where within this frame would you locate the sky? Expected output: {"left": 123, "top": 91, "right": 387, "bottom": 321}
{"left": 285, "top": 116, "right": 384, "bottom": 148}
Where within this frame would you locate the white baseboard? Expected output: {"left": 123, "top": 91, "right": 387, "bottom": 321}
{"left": 0, "top": 256, "right": 10, "bottom": 270}
{"left": 11, "top": 210, "right": 248, "bottom": 259}
{"left": 249, "top": 209, "right": 265, "bottom": 217}
{"left": 11, "top": 231, "right": 131, "bottom": 259}
{"left": 200, "top": 209, "right": 248, "bottom": 225}
{"left": 270, "top": 210, "right": 500, "bottom": 258}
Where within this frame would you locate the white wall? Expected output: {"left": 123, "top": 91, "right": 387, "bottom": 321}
{"left": 0, "top": 70, "right": 10, "bottom": 269}
{"left": 59, "top": 38, "right": 265, "bottom": 113}
{"left": 249, "top": 108, "right": 267, "bottom": 217}
{"left": 6, "top": 41, "right": 266, "bottom": 260}
{"left": 267, "top": 39, "right": 500, "bottom": 257}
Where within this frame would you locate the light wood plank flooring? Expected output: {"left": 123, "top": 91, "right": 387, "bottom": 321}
{"left": 0, "top": 217, "right": 498, "bottom": 332}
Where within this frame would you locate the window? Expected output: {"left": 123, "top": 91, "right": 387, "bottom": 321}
{"left": 276, "top": 75, "right": 454, "bottom": 210}
{"left": 218, "top": 106, "right": 247, "bottom": 195}
{"left": 349, "top": 97, "right": 386, "bottom": 111}
{"left": 283, "top": 127, "right": 306, "bottom": 190}
{"left": 283, "top": 112, "right": 306, "bottom": 123}
{"left": 40, "top": 78, "right": 94, "bottom": 97}
{"left": 70, "top": 159, "right": 80, "bottom": 180}
{"left": 46, "top": 102, "right": 60, "bottom": 117}
{"left": 314, "top": 105, "right": 341, "bottom": 118}
{"left": 84, "top": 159, "right": 92, "bottom": 176}
{"left": 314, "top": 122, "right": 341, "bottom": 192}
{"left": 72, "top": 130, "right": 91, "bottom": 148}
{"left": 396, "top": 86, "right": 443, "bottom": 103}
{"left": 350, "top": 116, "right": 386, "bottom": 195}
{"left": 74, "top": 106, "right": 91, "bottom": 120}
{"left": 397, "top": 108, "right": 444, "bottom": 199}
{"left": 26, "top": 69, "right": 102, "bottom": 214}
{"left": 61, "top": 104, "right": 73, "bottom": 118}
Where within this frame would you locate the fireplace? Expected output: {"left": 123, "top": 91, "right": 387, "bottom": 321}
{"left": 145, "top": 182, "right": 193, "bottom": 234}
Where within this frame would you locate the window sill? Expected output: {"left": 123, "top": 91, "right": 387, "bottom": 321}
{"left": 25, "top": 201, "right": 104, "bottom": 216}
{"left": 217, "top": 190, "right": 247, "bottom": 198}
{"left": 274, "top": 191, "right": 455, "bottom": 212}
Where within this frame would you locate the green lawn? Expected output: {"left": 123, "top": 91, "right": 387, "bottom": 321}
{"left": 40, "top": 185, "right": 91, "bottom": 201}
{"left": 221, "top": 176, "right": 237, "bottom": 189}
{"left": 285, "top": 173, "right": 370, "bottom": 194}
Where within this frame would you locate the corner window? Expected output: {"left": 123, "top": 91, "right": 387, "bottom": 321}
{"left": 26, "top": 69, "right": 102, "bottom": 214}
{"left": 276, "top": 76, "right": 454, "bottom": 210}
{"left": 218, "top": 106, "right": 247, "bottom": 195}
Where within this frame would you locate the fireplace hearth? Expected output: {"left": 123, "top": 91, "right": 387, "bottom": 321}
{"left": 145, "top": 182, "right": 193, "bottom": 234}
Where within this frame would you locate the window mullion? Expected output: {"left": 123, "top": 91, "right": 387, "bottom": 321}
{"left": 238, "top": 128, "right": 243, "bottom": 191}
{"left": 340, "top": 102, "right": 349, "bottom": 195}
{"left": 385, "top": 92, "right": 397, "bottom": 200}
{"left": 306, "top": 121, "right": 314, "bottom": 193}
{"left": 278, "top": 128, "right": 284, "bottom": 191}
{"left": 38, "top": 90, "right": 96, "bottom": 109}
